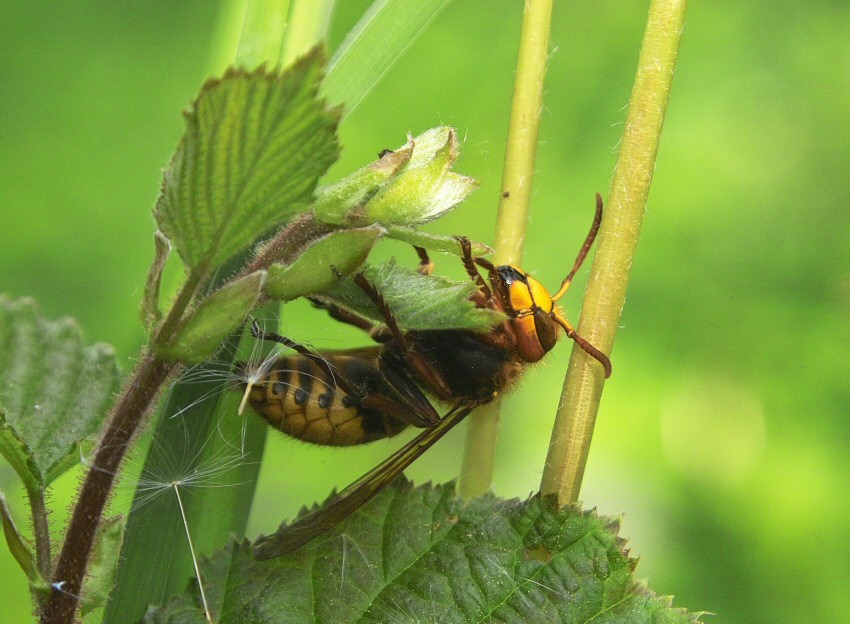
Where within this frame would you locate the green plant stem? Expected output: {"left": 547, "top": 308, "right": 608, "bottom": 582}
{"left": 24, "top": 486, "right": 50, "bottom": 611}
{"left": 540, "top": 0, "right": 687, "bottom": 505}
{"left": 242, "top": 211, "right": 333, "bottom": 276}
{"left": 323, "top": 0, "right": 452, "bottom": 115}
{"left": 26, "top": 487, "right": 50, "bottom": 580}
{"left": 152, "top": 267, "right": 205, "bottom": 348}
{"left": 459, "top": 0, "right": 553, "bottom": 499}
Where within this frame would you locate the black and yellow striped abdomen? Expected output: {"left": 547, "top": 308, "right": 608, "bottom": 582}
{"left": 243, "top": 349, "right": 409, "bottom": 446}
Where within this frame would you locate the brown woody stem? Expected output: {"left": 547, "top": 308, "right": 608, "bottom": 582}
{"left": 44, "top": 354, "right": 175, "bottom": 623}
{"left": 241, "top": 211, "right": 333, "bottom": 276}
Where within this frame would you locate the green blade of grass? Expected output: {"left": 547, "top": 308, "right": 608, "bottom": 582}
{"left": 281, "top": 0, "right": 335, "bottom": 67}
{"left": 323, "top": 0, "right": 452, "bottom": 114}
{"left": 235, "top": 0, "right": 291, "bottom": 69}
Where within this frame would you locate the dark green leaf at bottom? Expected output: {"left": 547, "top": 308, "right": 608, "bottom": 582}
{"left": 146, "top": 479, "right": 701, "bottom": 624}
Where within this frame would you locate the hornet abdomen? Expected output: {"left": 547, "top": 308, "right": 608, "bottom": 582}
{"left": 244, "top": 349, "right": 409, "bottom": 446}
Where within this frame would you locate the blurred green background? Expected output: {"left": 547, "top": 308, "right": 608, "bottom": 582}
{"left": 2, "top": 1, "right": 848, "bottom": 622}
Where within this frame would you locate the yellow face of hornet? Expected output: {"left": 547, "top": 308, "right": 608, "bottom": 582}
{"left": 491, "top": 265, "right": 568, "bottom": 363}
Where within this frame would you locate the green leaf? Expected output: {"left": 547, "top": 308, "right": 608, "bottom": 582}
{"left": 158, "top": 271, "right": 266, "bottom": 363}
{"left": 1, "top": 491, "right": 48, "bottom": 591}
{"left": 141, "top": 230, "right": 172, "bottom": 331}
{"left": 145, "top": 479, "right": 701, "bottom": 623}
{"left": 0, "top": 411, "right": 41, "bottom": 494}
{"left": 0, "top": 295, "right": 120, "bottom": 486}
{"left": 154, "top": 48, "right": 340, "bottom": 271}
{"left": 44, "top": 439, "right": 94, "bottom": 486}
{"left": 384, "top": 225, "right": 493, "bottom": 257}
{"left": 145, "top": 600, "right": 208, "bottom": 624}
{"left": 312, "top": 261, "right": 504, "bottom": 332}
{"left": 81, "top": 514, "right": 126, "bottom": 616}
{"left": 265, "top": 226, "right": 383, "bottom": 301}
{"left": 323, "top": 0, "right": 453, "bottom": 115}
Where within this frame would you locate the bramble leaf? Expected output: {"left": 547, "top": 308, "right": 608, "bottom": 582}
{"left": 312, "top": 260, "right": 503, "bottom": 332}
{"left": 145, "top": 479, "right": 702, "bottom": 623}
{"left": 154, "top": 48, "right": 340, "bottom": 272}
{"left": 0, "top": 295, "right": 120, "bottom": 486}
{"left": 1, "top": 491, "right": 48, "bottom": 590}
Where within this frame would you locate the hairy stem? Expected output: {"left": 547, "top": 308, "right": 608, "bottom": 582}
{"left": 44, "top": 353, "right": 175, "bottom": 623}
{"left": 152, "top": 267, "right": 205, "bottom": 348}
{"left": 44, "top": 233, "right": 213, "bottom": 623}
{"left": 45, "top": 2, "right": 336, "bottom": 620}
{"left": 459, "top": 0, "right": 553, "bottom": 498}
{"left": 25, "top": 486, "right": 51, "bottom": 612}
{"left": 27, "top": 487, "right": 50, "bottom": 581}
{"left": 242, "top": 211, "right": 333, "bottom": 276}
{"left": 103, "top": 3, "right": 311, "bottom": 621}
{"left": 540, "top": 0, "right": 687, "bottom": 504}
